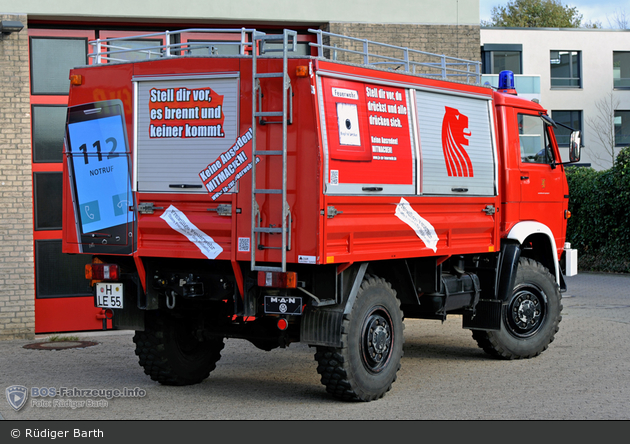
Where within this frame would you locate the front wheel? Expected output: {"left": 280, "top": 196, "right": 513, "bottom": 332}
{"left": 473, "top": 257, "right": 562, "bottom": 360}
{"left": 314, "top": 275, "right": 404, "bottom": 401}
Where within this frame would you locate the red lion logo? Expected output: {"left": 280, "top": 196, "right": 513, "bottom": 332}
{"left": 441, "top": 107, "right": 473, "bottom": 177}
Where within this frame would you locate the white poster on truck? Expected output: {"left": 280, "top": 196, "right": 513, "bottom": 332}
{"left": 160, "top": 205, "right": 223, "bottom": 259}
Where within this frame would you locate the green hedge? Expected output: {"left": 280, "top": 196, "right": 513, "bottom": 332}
{"left": 565, "top": 147, "right": 630, "bottom": 273}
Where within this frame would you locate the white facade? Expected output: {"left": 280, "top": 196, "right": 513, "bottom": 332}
{"left": 481, "top": 28, "right": 630, "bottom": 169}
{"left": 0, "top": 0, "right": 479, "bottom": 25}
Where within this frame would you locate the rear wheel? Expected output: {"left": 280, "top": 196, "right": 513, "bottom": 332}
{"left": 314, "top": 275, "right": 404, "bottom": 401}
{"left": 473, "top": 257, "right": 562, "bottom": 359}
{"left": 133, "top": 311, "right": 224, "bottom": 385}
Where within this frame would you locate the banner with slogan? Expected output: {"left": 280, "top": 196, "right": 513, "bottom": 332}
{"left": 148, "top": 86, "right": 225, "bottom": 139}
{"left": 199, "top": 127, "right": 260, "bottom": 201}
{"left": 135, "top": 76, "right": 239, "bottom": 194}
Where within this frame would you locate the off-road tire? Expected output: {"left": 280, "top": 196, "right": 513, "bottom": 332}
{"left": 314, "top": 275, "right": 404, "bottom": 401}
{"left": 247, "top": 338, "right": 279, "bottom": 351}
{"left": 133, "top": 312, "right": 224, "bottom": 385}
{"left": 473, "top": 257, "right": 562, "bottom": 360}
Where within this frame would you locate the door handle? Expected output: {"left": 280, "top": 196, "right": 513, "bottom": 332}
{"left": 521, "top": 176, "right": 529, "bottom": 180}
{"left": 169, "top": 184, "right": 203, "bottom": 189}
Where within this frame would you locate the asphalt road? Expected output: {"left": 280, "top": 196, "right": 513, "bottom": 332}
{"left": 1, "top": 272, "right": 629, "bottom": 421}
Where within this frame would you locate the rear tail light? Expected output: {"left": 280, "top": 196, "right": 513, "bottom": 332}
{"left": 257, "top": 271, "right": 297, "bottom": 288}
{"left": 85, "top": 263, "right": 120, "bottom": 281}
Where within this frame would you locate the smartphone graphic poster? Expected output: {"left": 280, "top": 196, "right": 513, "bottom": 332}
{"left": 65, "top": 100, "right": 135, "bottom": 254}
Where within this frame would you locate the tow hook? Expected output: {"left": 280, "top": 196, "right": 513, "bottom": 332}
{"left": 166, "top": 291, "right": 177, "bottom": 309}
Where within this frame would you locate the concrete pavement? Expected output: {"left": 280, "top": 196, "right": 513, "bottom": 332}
{"left": 0, "top": 272, "right": 629, "bottom": 420}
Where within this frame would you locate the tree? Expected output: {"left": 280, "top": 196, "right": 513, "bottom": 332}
{"left": 608, "top": 9, "right": 629, "bottom": 29}
{"left": 484, "top": 0, "right": 583, "bottom": 28}
{"left": 586, "top": 92, "right": 621, "bottom": 169}
{"left": 582, "top": 20, "right": 603, "bottom": 29}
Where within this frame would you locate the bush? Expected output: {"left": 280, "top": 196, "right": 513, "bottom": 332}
{"left": 565, "top": 147, "right": 630, "bottom": 273}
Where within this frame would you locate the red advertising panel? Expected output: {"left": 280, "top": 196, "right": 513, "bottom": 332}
{"left": 322, "top": 77, "right": 414, "bottom": 187}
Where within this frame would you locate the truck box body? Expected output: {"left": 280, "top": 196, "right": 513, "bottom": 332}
{"left": 63, "top": 57, "right": 506, "bottom": 265}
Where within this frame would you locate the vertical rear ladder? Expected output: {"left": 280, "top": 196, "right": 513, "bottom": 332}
{"left": 250, "top": 30, "right": 297, "bottom": 272}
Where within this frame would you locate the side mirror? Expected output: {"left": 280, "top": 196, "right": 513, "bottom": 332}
{"left": 569, "top": 130, "right": 581, "bottom": 163}
{"left": 541, "top": 114, "right": 558, "bottom": 128}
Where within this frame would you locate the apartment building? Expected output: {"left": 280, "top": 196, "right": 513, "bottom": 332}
{"left": 481, "top": 27, "right": 630, "bottom": 169}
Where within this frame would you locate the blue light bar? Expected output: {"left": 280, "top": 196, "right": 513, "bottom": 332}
{"left": 498, "top": 70, "right": 515, "bottom": 90}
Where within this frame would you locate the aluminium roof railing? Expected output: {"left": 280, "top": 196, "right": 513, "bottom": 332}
{"left": 88, "top": 28, "right": 257, "bottom": 63}
{"left": 86, "top": 27, "right": 481, "bottom": 84}
{"left": 308, "top": 29, "right": 481, "bottom": 84}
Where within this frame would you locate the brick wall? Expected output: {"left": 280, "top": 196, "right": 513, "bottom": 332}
{"left": 323, "top": 23, "right": 481, "bottom": 81}
{"left": 0, "top": 14, "right": 34, "bottom": 340}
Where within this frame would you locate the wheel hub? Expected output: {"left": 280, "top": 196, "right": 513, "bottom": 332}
{"left": 372, "top": 325, "right": 389, "bottom": 353}
{"left": 506, "top": 286, "right": 547, "bottom": 338}
{"left": 361, "top": 311, "right": 393, "bottom": 373}
{"left": 516, "top": 298, "right": 539, "bottom": 326}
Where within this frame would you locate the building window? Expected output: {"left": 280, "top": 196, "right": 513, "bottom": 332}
{"left": 550, "top": 50, "right": 581, "bottom": 88}
{"left": 186, "top": 40, "right": 242, "bottom": 56}
{"left": 33, "top": 172, "right": 63, "bottom": 230}
{"left": 551, "top": 110, "right": 582, "bottom": 147}
{"left": 614, "top": 52, "right": 630, "bottom": 89}
{"left": 482, "top": 44, "right": 522, "bottom": 74}
{"left": 262, "top": 41, "right": 312, "bottom": 56}
{"left": 102, "top": 39, "right": 163, "bottom": 62}
{"left": 615, "top": 111, "right": 630, "bottom": 147}
{"left": 32, "top": 105, "right": 67, "bottom": 163}
{"left": 35, "top": 240, "right": 92, "bottom": 298}
{"left": 30, "top": 37, "right": 87, "bottom": 95}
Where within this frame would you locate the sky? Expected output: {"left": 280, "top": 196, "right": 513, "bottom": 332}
{"left": 479, "top": 0, "right": 629, "bottom": 27}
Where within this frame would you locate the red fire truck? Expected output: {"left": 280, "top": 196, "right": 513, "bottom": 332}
{"left": 62, "top": 28, "right": 581, "bottom": 401}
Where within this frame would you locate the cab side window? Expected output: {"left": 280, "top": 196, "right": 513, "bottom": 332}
{"left": 518, "top": 114, "right": 554, "bottom": 164}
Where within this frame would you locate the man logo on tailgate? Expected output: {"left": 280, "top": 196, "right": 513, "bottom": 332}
{"left": 441, "top": 107, "right": 473, "bottom": 177}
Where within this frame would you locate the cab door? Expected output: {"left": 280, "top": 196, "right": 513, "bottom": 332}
{"left": 516, "top": 112, "right": 567, "bottom": 245}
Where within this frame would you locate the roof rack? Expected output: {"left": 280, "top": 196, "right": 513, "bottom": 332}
{"left": 88, "top": 28, "right": 257, "bottom": 64}
{"left": 308, "top": 29, "right": 481, "bottom": 84}
{"left": 87, "top": 27, "right": 481, "bottom": 84}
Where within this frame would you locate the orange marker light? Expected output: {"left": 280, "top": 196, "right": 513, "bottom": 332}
{"left": 69, "top": 74, "right": 83, "bottom": 86}
{"left": 296, "top": 65, "right": 308, "bottom": 77}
